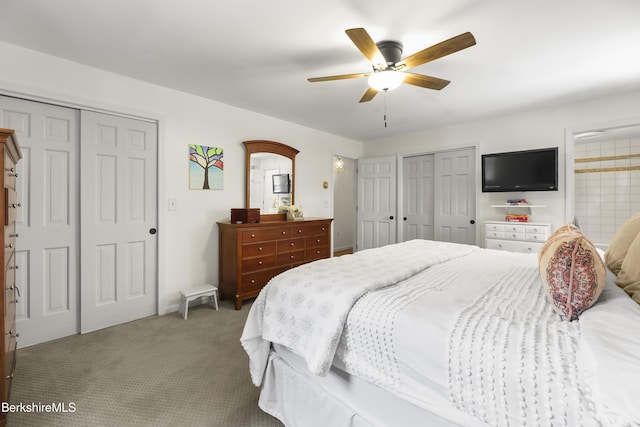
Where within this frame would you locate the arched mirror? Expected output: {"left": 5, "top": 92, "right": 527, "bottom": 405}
{"left": 244, "top": 140, "right": 299, "bottom": 215}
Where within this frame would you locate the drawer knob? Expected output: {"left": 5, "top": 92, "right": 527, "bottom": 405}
{"left": 290, "top": 255, "right": 294, "bottom": 259}
{"left": 317, "top": 239, "right": 321, "bottom": 243}
{"left": 250, "top": 279, "right": 255, "bottom": 284}
{"left": 258, "top": 261, "right": 263, "bottom": 265}
{"left": 316, "top": 250, "right": 320, "bottom": 254}
{"left": 250, "top": 234, "right": 255, "bottom": 238}
{"left": 290, "top": 242, "right": 294, "bottom": 246}
{"left": 298, "top": 229, "right": 302, "bottom": 233}
{"left": 282, "top": 231, "right": 286, "bottom": 235}
{"left": 497, "top": 244, "right": 503, "bottom": 248}
{"left": 321, "top": 227, "right": 325, "bottom": 231}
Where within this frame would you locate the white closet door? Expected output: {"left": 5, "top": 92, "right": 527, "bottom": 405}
{"left": 357, "top": 156, "right": 397, "bottom": 251}
{"left": 434, "top": 148, "right": 476, "bottom": 244}
{"left": 80, "top": 111, "right": 157, "bottom": 333}
{"left": 402, "top": 154, "right": 434, "bottom": 241}
{"left": 0, "top": 96, "right": 80, "bottom": 347}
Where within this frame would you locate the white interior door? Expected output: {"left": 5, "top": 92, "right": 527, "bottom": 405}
{"left": 434, "top": 148, "right": 476, "bottom": 244}
{"left": 402, "top": 154, "right": 434, "bottom": 241}
{"left": 1, "top": 96, "right": 79, "bottom": 347}
{"left": 357, "top": 156, "right": 397, "bottom": 251}
{"left": 80, "top": 111, "right": 157, "bottom": 333}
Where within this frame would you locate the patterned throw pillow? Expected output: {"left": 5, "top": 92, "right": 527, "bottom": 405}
{"left": 615, "top": 232, "right": 640, "bottom": 304}
{"left": 538, "top": 228, "right": 606, "bottom": 320}
{"left": 605, "top": 212, "right": 640, "bottom": 275}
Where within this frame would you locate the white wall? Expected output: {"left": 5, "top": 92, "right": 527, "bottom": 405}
{"left": 0, "top": 42, "right": 364, "bottom": 314}
{"left": 363, "top": 91, "right": 640, "bottom": 245}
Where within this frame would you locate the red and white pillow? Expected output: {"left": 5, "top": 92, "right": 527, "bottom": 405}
{"left": 538, "top": 224, "right": 606, "bottom": 321}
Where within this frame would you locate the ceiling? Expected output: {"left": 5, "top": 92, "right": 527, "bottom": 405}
{"left": 1, "top": 0, "right": 640, "bottom": 142}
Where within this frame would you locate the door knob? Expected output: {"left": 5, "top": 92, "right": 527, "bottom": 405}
{"left": 470, "top": 220, "right": 475, "bottom": 225}
{"left": 149, "top": 228, "right": 157, "bottom": 235}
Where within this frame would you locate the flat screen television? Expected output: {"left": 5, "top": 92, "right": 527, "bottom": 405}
{"left": 481, "top": 147, "right": 558, "bottom": 192}
{"left": 272, "top": 173, "right": 291, "bottom": 194}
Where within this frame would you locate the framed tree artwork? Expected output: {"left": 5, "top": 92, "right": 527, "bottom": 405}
{"left": 189, "top": 144, "right": 224, "bottom": 190}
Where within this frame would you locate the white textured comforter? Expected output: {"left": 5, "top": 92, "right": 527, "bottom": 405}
{"left": 242, "top": 240, "right": 640, "bottom": 426}
{"left": 241, "top": 239, "right": 477, "bottom": 385}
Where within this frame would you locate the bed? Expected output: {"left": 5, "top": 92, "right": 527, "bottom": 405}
{"left": 241, "top": 236, "right": 640, "bottom": 427}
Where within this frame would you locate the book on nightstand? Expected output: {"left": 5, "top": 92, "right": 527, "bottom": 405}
{"left": 505, "top": 213, "right": 530, "bottom": 222}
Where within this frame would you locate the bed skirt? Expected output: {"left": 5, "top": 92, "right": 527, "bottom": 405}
{"left": 259, "top": 345, "right": 460, "bottom": 427}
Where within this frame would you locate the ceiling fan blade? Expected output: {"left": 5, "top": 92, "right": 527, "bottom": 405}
{"left": 396, "top": 32, "right": 476, "bottom": 70}
{"left": 403, "top": 73, "right": 450, "bottom": 90}
{"left": 308, "top": 72, "right": 372, "bottom": 82}
{"left": 345, "top": 28, "right": 387, "bottom": 70}
{"left": 359, "top": 87, "right": 378, "bottom": 103}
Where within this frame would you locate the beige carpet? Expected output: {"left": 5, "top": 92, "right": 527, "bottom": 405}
{"left": 7, "top": 299, "right": 283, "bottom": 427}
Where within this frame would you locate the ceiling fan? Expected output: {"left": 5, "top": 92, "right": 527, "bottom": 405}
{"left": 308, "top": 28, "right": 476, "bottom": 103}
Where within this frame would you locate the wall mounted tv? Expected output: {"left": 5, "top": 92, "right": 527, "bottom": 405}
{"left": 481, "top": 147, "right": 558, "bottom": 192}
{"left": 272, "top": 173, "right": 291, "bottom": 194}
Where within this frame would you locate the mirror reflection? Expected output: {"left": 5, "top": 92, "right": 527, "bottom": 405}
{"left": 249, "top": 153, "right": 293, "bottom": 213}
{"left": 244, "top": 140, "right": 299, "bottom": 215}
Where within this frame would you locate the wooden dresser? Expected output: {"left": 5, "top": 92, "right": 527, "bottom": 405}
{"left": 217, "top": 218, "right": 332, "bottom": 309}
{"left": 0, "top": 128, "right": 21, "bottom": 425}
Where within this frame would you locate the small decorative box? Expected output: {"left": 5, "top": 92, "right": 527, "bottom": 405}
{"left": 231, "top": 208, "right": 260, "bottom": 224}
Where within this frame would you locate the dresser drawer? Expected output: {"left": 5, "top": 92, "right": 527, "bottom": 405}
{"left": 4, "top": 334, "right": 16, "bottom": 385}
{"left": 4, "top": 155, "right": 16, "bottom": 190}
{"left": 242, "top": 241, "right": 276, "bottom": 258}
{"left": 486, "top": 239, "right": 542, "bottom": 253}
{"left": 4, "top": 227, "right": 15, "bottom": 268}
{"left": 486, "top": 230, "right": 505, "bottom": 239}
{"left": 277, "top": 237, "right": 305, "bottom": 253}
{"left": 306, "top": 246, "right": 330, "bottom": 261}
{"left": 503, "top": 223, "right": 526, "bottom": 233}
{"left": 4, "top": 187, "right": 17, "bottom": 226}
{"left": 277, "top": 250, "right": 305, "bottom": 265}
{"left": 525, "top": 233, "right": 548, "bottom": 243}
{"left": 504, "top": 231, "right": 525, "bottom": 240}
{"left": 525, "top": 224, "right": 549, "bottom": 235}
{"left": 241, "top": 268, "right": 283, "bottom": 293}
{"left": 485, "top": 223, "right": 505, "bottom": 233}
{"left": 242, "top": 227, "right": 290, "bottom": 243}
{"left": 241, "top": 254, "right": 277, "bottom": 272}
{"left": 291, "top": 222, "right": 330, "bottom": 237}
{"left": 306, "top": 234, "right": 329, "bottom": 248}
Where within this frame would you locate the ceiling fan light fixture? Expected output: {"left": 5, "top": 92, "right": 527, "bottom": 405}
{"left": 368, "top": 70, "right": 404, "bottom": 92}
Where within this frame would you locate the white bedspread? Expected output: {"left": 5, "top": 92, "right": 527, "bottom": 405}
{"left": 241, "top": 239, "right": 477, "bottom": 386}
{"left": 242, "top": 239, "right": 640, "bottom": 425}
{"left": 334, "top": 246, "right": 640, "bottom": 426}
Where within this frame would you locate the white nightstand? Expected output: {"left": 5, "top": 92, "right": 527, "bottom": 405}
{"left": 485, "top": 221, "right": 551, "bottom": 253}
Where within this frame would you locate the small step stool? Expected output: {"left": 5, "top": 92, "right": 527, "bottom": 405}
{"left": 179, "top": 284, "right": 218, "bottom": 320}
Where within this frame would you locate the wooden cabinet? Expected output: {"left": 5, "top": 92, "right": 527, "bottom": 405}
{"left": 485, "top": 221, "right": 551, "bottom": 253}
{"left": 0, "top": 128, "right": 22, "bottom": 426}
{"left": 218, "top": 218, "right": 332, "bottom": 309}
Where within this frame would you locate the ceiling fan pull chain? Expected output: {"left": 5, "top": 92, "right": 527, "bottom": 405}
{"left": 384, "top": 92, "right": 388, "bottom": 128}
